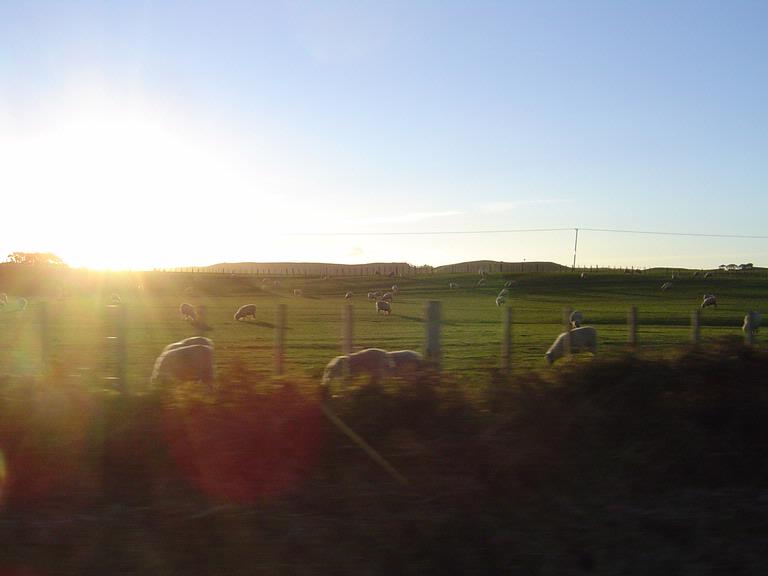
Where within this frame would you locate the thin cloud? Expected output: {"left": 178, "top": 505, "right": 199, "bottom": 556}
{"left": 477, "top": 199, "right": 573, "bottom": 213}
{"left": 360, "top": 210, "right": 463, "bottom": 225}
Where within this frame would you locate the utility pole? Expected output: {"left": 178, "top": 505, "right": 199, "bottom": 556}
{"left": 572, "top": 228, "right": 579, "bottom": 269}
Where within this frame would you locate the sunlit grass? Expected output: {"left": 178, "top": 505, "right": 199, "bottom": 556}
{"left": 1, "top": 269, "right": 765, "bottom": 390}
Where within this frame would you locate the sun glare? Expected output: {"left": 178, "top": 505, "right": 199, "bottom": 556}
{"left": 1, "top": 90, "right": 287, "bottom": 270}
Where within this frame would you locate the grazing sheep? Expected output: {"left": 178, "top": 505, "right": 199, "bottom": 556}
{"left": 180, "top": 303, "right": 197, "bottom": 321}
{"left": 449, "top": 282, "right": 458, "bottom": 289}
{"left": 661, "top": 281, "right": 673, "bottom": 291}
{"left": 386, "top": 350, "right": 424, "bottom": 379}
{"left": 743, "top": 311, "right": 762, "bottom": 336}
{"left": 151, "top": 343, "right": 214, "bottom": 386}
{"left": 345, "top": 291, "right": 353, "bottom": 299}
{"left": 234, "top": 303, "right": 257, "bottom": 321}
{"left": 381, "top": 292, "right": 393, "bottom": 302}
{"left": 16, "top": 298, "right": 28, "bottom": 312}
{"left": 376, "top": 301, "right": 392, "bottom": 315}
{"left": 545, "top": 326, "right": 597, "bottom": 364}
{"left": 701, "top": 294, "right": 717, "bottom": 309}
{"left": 293, "top": 288, "right": 303, "bottom": 297}
{"left": 110, "top": 293, "right": 121, "bottom": 304}
{"left": 164, "top": 336, "right": 214, "bottom": 351}
{"left": 321, "top": 348, "right": 393, "bottom": 387}
{"left": 570, "top": 310, "right": 584, "bottom": 328}
{"left": 495, "top": 295, "right": 506, "bottom": 307}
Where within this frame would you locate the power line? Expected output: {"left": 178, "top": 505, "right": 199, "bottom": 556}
{"left": 283, "top": 228, "right": 572, "bottom": 237}
{"left": 281, "top": 227, "right": 768, "bottom": 240}
{"left": 580, "top": 228, "right": 768, "bottom": 240}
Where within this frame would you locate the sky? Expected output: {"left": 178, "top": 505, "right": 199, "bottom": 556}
{"left": 1, "top": 0, "right": 766, "bottom": 270}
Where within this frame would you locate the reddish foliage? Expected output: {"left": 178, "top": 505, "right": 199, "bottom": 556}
{"left": 163, "top": 385, "right": 327, "bottom": 504}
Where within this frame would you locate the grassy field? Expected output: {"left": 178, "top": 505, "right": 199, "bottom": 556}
{"left": 1, "top": 268, "right": 766, "bottom": 390}
{"left": 2, "top": 267, "right": 768, "bottom": 574}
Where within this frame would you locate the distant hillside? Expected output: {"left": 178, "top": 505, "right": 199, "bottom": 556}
{"left": 195, "top": 260, "right": 569, "bottom": 276}
{"left": 433, "top": 260, "right": 569, "bottom": 274}
{"left": 200, "top": 262, "right": 418, "bottom": 276}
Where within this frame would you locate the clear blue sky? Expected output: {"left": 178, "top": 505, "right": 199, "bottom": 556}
{"left": 1, "top": 1, "right": 766, "bottom": 269}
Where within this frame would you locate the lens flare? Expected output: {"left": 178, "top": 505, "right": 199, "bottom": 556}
{"left": 0, "top": 450, "right": 6, "bottom": 507}
{"left": 164, "top": 383, "right": 327, "bottom": 504}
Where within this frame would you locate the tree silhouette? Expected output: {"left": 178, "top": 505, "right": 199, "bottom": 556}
{"left": 6, "top": 252, "right": 65, "bottom": 265}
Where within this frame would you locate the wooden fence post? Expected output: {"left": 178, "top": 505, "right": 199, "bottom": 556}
{"left": 275, "top": 304, "right": 286, "bottom": 376}
{"left": 105, "top": 304, "right": 126, "bottom": 392}
{"left": 691, "top": 309, "right": 701, "bottom": 346}
{"left": 562, "top": 307, "right": 572, "bottom": 357}
{"left": 628, "top": 306, "right": 638, "bottom": 348}
{"left": 500, "top": 306, "right": 512, "bottom": 375}
{"left": 744, "top": 312, "right": 755, "bottom": 346}
{"left": 425, "top": 301, "right": 442, "bottom": 370}
{"left": 342, "top": 304, "right": 354, "bottom": 356}
{"left": 39, "top": 301, "right": 50, "bottom": 370}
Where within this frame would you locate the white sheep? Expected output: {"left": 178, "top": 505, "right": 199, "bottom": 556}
{"left": 498, "top": 288, "right": 510, "bottom": 298}
{"left": 386, "top": 350, "right": 424, "bottom": 379}
{"left": 495, "top": 295, "right": 506, "bottom": 307}
{"left": 449, "top": 282, "right": 458, "bottom": 289}
{"left": 321, "top": 348, "right": 393, "bottom": 387}
{"left": 180, "top": 303, "right": 197, "bottom": 321}
{"left": 345, "top": 291, "right": 353, "bottom": 299}
{"left": 164, "top": 336, "right": 214, "bottom": 351}
{"left": 376, "top": 301, "right": 392, "bottom": 315}
{"left": 381, "top": 292, "right": 393, "bottom": 302}
{"left": 661, "top": 281, "right": 673, "bottom": 291}
{"left": 234, "top": 303, "right": 257, "bottom": 321}
{"left": 151, "top": 344, "right": 214, "bottom": 386}
{"left": 0, "top": 293, "right": 7, "bottom": 305}
{"left": 111, "top": 293, "right": 121, "bottom": 304}
{"left": 391, "top": 284, "right": 399, "bottom": 293}
{"left": 16, "top": 298, "right": 28, "bottom": 312}
{"left": 743, "top": 311, "right": 762, "bottom": 336}
{"left": 701, "top": 295, "right": 717, "bottom": 309}
{"left": 293, "top": 288, "right": 303, "bottom": 297}
{"left": 545, "top": 326, "right": 598, "bottom": 364}
{"left": 570, "top": 310, "right": 584, "bottom": 328}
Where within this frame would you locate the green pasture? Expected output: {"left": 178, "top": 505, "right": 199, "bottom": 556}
{"left": 0, "top": 269, "right": 766, "bottom": 390}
